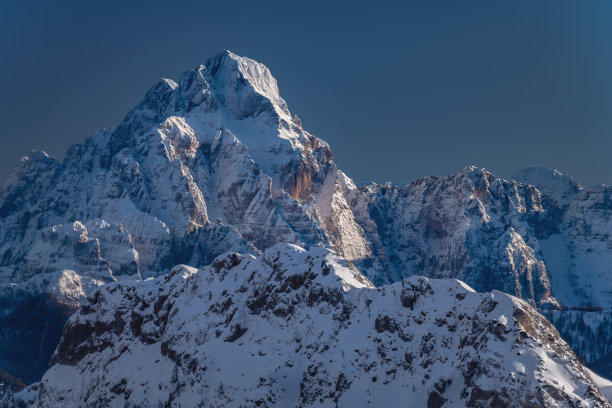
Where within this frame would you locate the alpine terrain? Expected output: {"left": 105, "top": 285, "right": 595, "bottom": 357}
{"left": 0, "top": 51, "right": 610, "bottom": 405}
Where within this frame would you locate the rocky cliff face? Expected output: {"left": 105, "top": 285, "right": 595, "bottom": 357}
{"left": 0, "top": 51, "right": 610, "bottom": 385}
{"left": 348, "top": 167, "right": 560, "bottom": 303}
{"left": 348, "top": 166, "right": 612, "bottom": 377}
{"left": 16, "top": 245, "right": 612, "bottom": 407}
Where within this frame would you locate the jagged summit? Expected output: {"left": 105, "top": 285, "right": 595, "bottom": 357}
{"left": 0, "top": 51, "right": 370, "bottom": 382}
{"left": 512, "top": 166, "right": 582, "bottom": 206}
{"left": 206, "top": 50, "right": 292, "bottom": 120}
{"left": 147, "top": 49, "right": 293, "bottom": 125}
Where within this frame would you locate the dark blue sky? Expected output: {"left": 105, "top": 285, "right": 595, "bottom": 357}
{"left": 1, "top": 1, "right": 611, "bottom": 186}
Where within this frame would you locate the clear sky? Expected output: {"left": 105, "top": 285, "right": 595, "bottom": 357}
{"left": 1, "top": 0, "right": 611, "bottom": 186}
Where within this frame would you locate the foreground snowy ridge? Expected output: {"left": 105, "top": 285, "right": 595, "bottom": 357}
{"left": 14, "top": 244, "right": 611, "bottom": 407}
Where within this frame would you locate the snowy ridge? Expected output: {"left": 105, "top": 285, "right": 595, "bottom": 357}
{"left": 17, "top": 245, "right": 611, "bottom": 407}
{"left": 512, "top": 166, "right": 582, "bottom": 207}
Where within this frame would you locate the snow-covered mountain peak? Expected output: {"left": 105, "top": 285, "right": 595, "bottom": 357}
{"left": 512, "top": 166, "right": 582, "bottom": 206}
{"left": 111, "top": 51, "right": 299, "bottom": 156}
{"left": 0, "top": 150, "right": 60, "bottom": 215}
{"left": 460, "top": 164, "right": 480, "bottom": 173}
{"left": 205, "top": 50, "right": 291, "bottom": 121}
{"left": 459, "top": 165, "right": 500, "bottom": 182}
{"left": 12, "top": 150, "right": 58, "bottom": 175}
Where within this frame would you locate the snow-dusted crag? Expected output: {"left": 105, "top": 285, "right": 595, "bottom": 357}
{"left": 16, "top": 245, "right": 612, "bottom": 407}
{"left": 348, "top": 167, "right": 560, "bottom": 300}
{"left": 348, "top": 166, "right": 612, "bottom": 377}
{"left": 0, "top": 51, "right": 370, "bottom": 384}
{"left": 0, "top": 51, "right": 610, "bottom": 385}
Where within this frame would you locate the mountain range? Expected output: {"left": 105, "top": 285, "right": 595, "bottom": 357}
{"left": 0, "top": 51, "right": 610, "bottom": 406}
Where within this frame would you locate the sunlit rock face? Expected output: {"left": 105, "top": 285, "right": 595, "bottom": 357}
{"left": 348, "top": 167, "right": 560, "bottom": 302}
{"left": 0, "top": 51, "right": 373, "bottom": 285}
{"left": 1, "top": 51, "right": 611, "bottom": 384}
{"left": 19, "top": 245, "right": 612, "bottom": 407}
{"left": 348, "top": 167, "right": 612, "bottom": 378}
